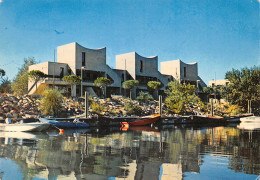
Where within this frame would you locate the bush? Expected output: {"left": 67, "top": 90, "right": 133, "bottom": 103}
{"left": 90, "top": 101, "right": 104, "bottom": 115}
{"left": 124, "top": 99, "right": 142, "bottom": 116}
{"left": 40, "top": 88, "right": 63, "bottom": 116}
{"left": 136, "top": 91, "right": 153, "bottom": 104}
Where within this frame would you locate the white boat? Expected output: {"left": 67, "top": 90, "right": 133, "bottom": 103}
{"left": 237, "top": 122, "right": 260, "bottom": 130}
{"left": 0, "top": 118, "right": 50, "bottom": 132}
{"left": 0, "top": 131, "right": 49, "bottom": 139}
{"left": 240, "top": 116, "right": 260, "bottom": 123}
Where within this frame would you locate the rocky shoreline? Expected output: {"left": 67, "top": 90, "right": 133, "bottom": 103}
{"left": 0, "top": 93, "right": 162, "bottom": 121}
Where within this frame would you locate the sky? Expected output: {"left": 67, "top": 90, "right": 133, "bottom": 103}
{"left": 0, "top": 0, "right": 259, "bottom": 85}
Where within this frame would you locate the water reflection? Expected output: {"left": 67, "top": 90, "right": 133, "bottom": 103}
{"left": 0, "top": 126, "right": 259, "bottom": 180}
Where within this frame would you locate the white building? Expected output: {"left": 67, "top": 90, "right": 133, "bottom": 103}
{"left": 28, "top": 42, "right": 206, "bottom": 98}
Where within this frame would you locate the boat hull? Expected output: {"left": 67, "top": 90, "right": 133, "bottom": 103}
{"left": 0, "top": 123, "right": 50, "bottom": 132}
{"left": 128, "top": 115, "right": 160, "bottom": 126}
{"left": 240, "top": 116, "right": 260, "bottom": 123}
{"left": 39, "top": 118, "right": 89, "bottom": 129}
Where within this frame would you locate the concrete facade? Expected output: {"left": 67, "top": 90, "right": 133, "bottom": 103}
{"left": 209, "top": 79, "right": 230, "bottom": 87}
{"left": 28, "top": 42, "right": 206, "bottom": 97}
{"left": 161, "top": 59, "right": 207, "bottom": 91}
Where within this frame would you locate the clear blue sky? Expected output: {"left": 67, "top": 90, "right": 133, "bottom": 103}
{"left": 0, "top": 0, "right": 259, "bottom": 85}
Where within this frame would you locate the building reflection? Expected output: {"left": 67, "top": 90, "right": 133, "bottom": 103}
{"left": 0, "top": 127, "right": 259, "bottom": 179}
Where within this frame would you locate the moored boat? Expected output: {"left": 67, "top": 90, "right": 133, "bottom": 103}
{"left": 127, "top": 114, "right": 161, "bottom": 126}
{"left": 0, "top": 118, "right": 50, "bottom": 132}
{"left": 39, "top": 118, "right": 90, "bottom": 129}
{"left": 237, "top": 122, "right": 260, "bottom": 130}
{"left": 240, "top": 116, "right": 260, "bottom": 123}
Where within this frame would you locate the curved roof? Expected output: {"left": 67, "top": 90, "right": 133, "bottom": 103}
{"left": 135, "top": 52, "right": 158, "bottom": 59}
{"left": 75, "top": 42, "right": 106, "bottom": 51}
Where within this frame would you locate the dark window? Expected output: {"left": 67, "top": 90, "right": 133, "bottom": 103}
{"left": 226, "top": 82, "right": 229, "bottom": 86}
{"left": 82, "top": 52, "right": 86, "bottom": 66}
{"left": 140, "top": 60, "right": 143, "bottom": 72}
{"left": 68, "top": 68, "right": 72, "bottom": 75}
{"left": 184, "top": 67, "right": 186, "bottom": 77}
{"left": 60, "top": 67, "right": 64, "bottom": 79}
{"left": 212, "top": 83, "right": 215, "bottom": 87}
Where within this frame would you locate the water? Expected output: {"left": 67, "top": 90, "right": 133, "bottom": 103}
{"left": 0, "top": 125, "right": 259, "bottom": 180}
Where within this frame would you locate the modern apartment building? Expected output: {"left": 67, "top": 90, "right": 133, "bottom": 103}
{"left": 28, "top": 42, "right": 206, "bottom": 98}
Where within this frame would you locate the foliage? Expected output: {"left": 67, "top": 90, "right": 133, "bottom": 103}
{"left": 94, "top": 77, "right": 111, "bottom": 98}
{"left": 0, "top": 77, "right": 12, "bottom": 93}
{"left": 147, "top": 81, "right": 162, "bottom": 91}
{"left": 28, "top": 70, "right": 46, "bottom": 95}
{"left": 122, "top": 80, "right": 139, "bottom": 99}
{"left": 40, "top": 88, "right": 63, "bottom": 116}
{"left": 124, "top": 99, "right": 142, "bottom": 116}
{"left": 11, "top": 57, "right": 36, "bottom": 95}
{"left": 90, "top": 101, "right": 104, "bottom": 115}
{"left": 225, "top": 66, "right": 260, "bottom": 113}
{"left": 136, "top": 91, "right": 153, "bottom": 104}
{"left": 0, "top": 69, "right": 5, "bottom": 79}
{"left": 62, "top": 75, "right": 81, "bottom": 97}
{"left": 165, "top": 81, "right": 204, "bottom": 115}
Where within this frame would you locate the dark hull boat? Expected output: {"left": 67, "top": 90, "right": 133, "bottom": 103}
{"left": 82, "top": 114, "right": 161, "bottom": 127}
{"left": 39, "top": 118, "right": 90, "bottom": 129}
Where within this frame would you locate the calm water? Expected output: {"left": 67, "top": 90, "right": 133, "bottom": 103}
{"left": 0, "top": 125, "right": 259, "bottom": 180}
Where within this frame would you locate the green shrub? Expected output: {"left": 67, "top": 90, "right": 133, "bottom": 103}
{"left": 136, "top": 91, "right": 153, "bottom": 104}
{"left": 40, "top": 88, "right": 63, "bottom": 116}
{"left": 124, "top": 99, "right": 142, "bottom": 116}
{"left": 90, "top": 101, "right": 104, "bottom": 115}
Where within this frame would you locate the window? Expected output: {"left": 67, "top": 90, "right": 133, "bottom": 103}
{"left": 140, "top": 60, "right": 143, "bottom": 72}
{"left": 82, "top": 52, "right": 86, "bottom": 66}
{"left": 60, "top": 67, "right": 64, "bottom": 79}
{"left": 184, "top": 67, "right": 186, "bottom": 78}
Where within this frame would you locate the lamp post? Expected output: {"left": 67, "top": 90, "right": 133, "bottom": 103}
{"left": 81, "top": 66, "right": 86, "bottom": 97}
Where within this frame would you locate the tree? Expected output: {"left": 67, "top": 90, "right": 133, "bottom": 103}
{"left": 122, "top": 80, "right": 139, "bottom": 99}
{"left": 28, "top": 70, "right": 46, "bottom": 95}
{"left": 94, "top": 77, "right": 111, "bottom": 98}
{"left": 225, "top": 66, "right": 260, "bottom": 113}
{"left": 165, "top": 81, "right": 204, "bottom": 114}
{"left": 0, "top": 69, "right": 5, "bottom": 79}
{"left": 62, "top": 75, "right": 81, "bottom": 97}
{"left": 136, "top": 91, "right": 153, "bottom": 105}
{"left": 0, "top": 77, "right": 12, "bottom": 93}
{"left": 11, "top": 57, "right": 36, "bottom": 95}
{"left": 40, "top": 88, "right": 63, "bottom": 117}
{"left": 147, "top": 81, "right": 163, "bottom": 98}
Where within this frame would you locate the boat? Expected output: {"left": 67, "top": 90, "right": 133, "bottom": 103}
{"left": 127, "top": 114, "right": 161, "bottom": 126}
{"left": 39, "top": 118, "right": 90, "bottom": 129}
{"left": 80, "top": 114, "right": 161, "bottom": 127}
{"left": 0, "top": 131, "right": 49, "bottom": 140}
{"left": 0, "top": 118, "right": 50, "bottom": 132}
{"left": 237, "top": 122, "right": 260, "bottom": 130}
{"left": 240, "top": 116, "right": 260, "bottom": 123}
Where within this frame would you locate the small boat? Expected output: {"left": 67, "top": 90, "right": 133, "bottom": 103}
{"left": 0, "top": 131, "right": 49, "bottom": 140}
{"left": 82, "top": 114, "right": 161, "bottom": 127}
{"left": 0, "top": 118, "right": 50, "bottom": 132}
{"left": 39, "top": 118, "right": 90, "bottom": 129}
{"left": 237, "top": 122, "right": 260, "bottom": 130}
{"left": 240, "top": 116, "right": 260, "bottom": 123}
{"left": 127, "top": 114, "right": 161, "bottom": 126}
